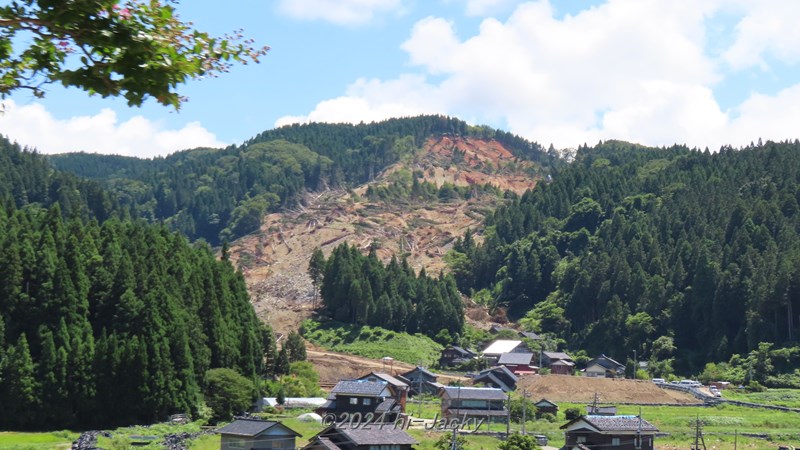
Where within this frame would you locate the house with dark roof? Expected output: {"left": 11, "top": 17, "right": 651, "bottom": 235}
{"left": 561, "top": 415, "right": 658, "bottom": 450}
{"left": 302, "top": 423, "right": 418, "bottom": 450}
{"left": 400, "top": 366, "right": 442, "bottom": 396}
{"left": 585, "top": 355, "right": 625, "bottom": 378}
{"left": 540, "top": 351, "right": 575, "bottom": 375}
{"left": 316, "top": 380, "right": 402, "bottom": 422}
{"left": 472, "top": 365, "right": 519, "bottom": 392}
{"left": 357, "top": 372, "right": 408, "bottom": 410}
{"left": 216, "top": 418, "right": 300, "bottom": 450}
{"left": 439, "top": 386, "right": 508, "bottom": 422}
{"left": 439, "top": 345, "right": 476, "bottom": 368}
{"left": 534, "top": 398, "right": 558, "bottom": 419}
{"left": 497, "top": 352, "right": 538, "bottom": 375}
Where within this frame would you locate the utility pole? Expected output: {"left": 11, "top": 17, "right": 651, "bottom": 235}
{"left": 417, "top": 364, "right": 423, "bottom": 418}
{"left": 506, "top": 392, "right": 511, "bottom": 438}
{"left": 632, "top": 349, "right": 638, "bottom": 379}
{"left": 521, "top": 389, "right": 530, "bottom": 435}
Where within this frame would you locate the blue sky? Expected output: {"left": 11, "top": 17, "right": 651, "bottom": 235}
{"left": 2, "top": 0, "right": 800, "bottom": 158}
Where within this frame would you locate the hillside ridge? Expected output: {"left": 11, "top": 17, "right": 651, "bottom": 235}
{"left": 228, "top": 135, "right": 541, "bottom": 334}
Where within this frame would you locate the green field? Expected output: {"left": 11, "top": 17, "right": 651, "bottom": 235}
{"left": 722, "top": 388, "right": 800, "bottom": 409}
{"left": 0, "top": 431, "right": 77, "bottom": 450}
{"left": 301, "top": 320, "right": 444, "bottom": 366}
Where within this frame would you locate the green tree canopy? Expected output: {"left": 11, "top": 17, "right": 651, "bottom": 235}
{"left": 0, "top": 0, "right": 268, "bottom": 108}
{"left": 203, "top": 368, "right": 255, "bottom": 423}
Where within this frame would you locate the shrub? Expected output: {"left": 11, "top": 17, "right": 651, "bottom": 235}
{"left": 564, "top": 407, "right": 582, "bottom": 421}
{"left": 541, "top": 413, "right": 557, "bottom": 423}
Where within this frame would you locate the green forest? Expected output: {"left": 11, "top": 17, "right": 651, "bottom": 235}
{"left": 318, "top": 244, "right": 464, "bottom": 341}
{"left": 0, "top": 138, "right": 267, "bottom": 429}
{"left": 448, "top": 140, "right": 800, "bottom": 377}
{"left": 48, "top": 115, "right": 556, "bottom": 245}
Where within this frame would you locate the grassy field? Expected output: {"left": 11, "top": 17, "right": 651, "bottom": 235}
{"left": 722, "top": 388, "right": 800, "bottom": 409}
{"left": 301, "top": 320, "right": 443, "bottom": 366}
{"left": 0, "top": 431, "right": 77, "bottom": 450}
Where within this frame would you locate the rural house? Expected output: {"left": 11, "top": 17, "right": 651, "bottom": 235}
{"left": 302, "top": 423, "right": 418, "bottom": 450}
{"left": 439, "top": 386, "right": 508, "bottom": 423}
{"left": 439, "top": 345, "right": 476, "bottom": 367}
{"left": 399, "top": 366, "right": 443, "bottom": 396}
{"left": 481, "top": 340, "right": 530, "bottom": 365}
{"left": 216, "top": 418, "right": 300, "bottom": 450}
{"left": 585, "top": 355, "right": 625, "bottom": 378}
{"left": 317, "top": 379, "right": 403, "bottom": 422}
{"left": 497, "top": 352, "right": 539, "bottom": 375}
{"left": 534, "top": 398, "right": 559, "bottom": 419}
{"left": 541, "top": 351, "right": 575, "bottom": 375}
{"left": 357, "top": 372, "right": 409, "bottom": 410}
{"left": 561, "top": 415, "right": 658, "bottom": 450}
{"left": 472, "top": 365, "right": 519, "bottom": 392}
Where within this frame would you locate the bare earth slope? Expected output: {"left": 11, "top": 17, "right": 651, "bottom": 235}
{"left": 517, "top": 375, "right": 701, "bottom": 404}
{"left": 228, "top": 136, "right": 539, "bottom": 336}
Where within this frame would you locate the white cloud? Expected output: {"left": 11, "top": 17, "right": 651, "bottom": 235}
{"left": 276, "top": 0, "right": 405, "bottom": 26}
{"left": 275, "top": 74, "right": 444, "bottom": 126}
{"left": 722, "top": 0, "right": 800, "bottom": 70}
{"left": 0, "top": 101, "right": 225, "bottom": 157}
{"left": 278, "top": 0, "right": 800, "bottom": 151}
{"left": 727, "top": 83, "right": 800, "bottom": 145}
{"left": 462, "top": 0, "right": 519, "bottom": 16}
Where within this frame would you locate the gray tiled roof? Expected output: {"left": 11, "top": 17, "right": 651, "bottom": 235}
{"left": 314, "top": 437, "right": 343, "bottom": 450}
{"left": 401, "top": 366, "right": 438, "bottom": 379}
{"left": 216, "top": 419, "right": 299, "bottom": 437}
{"left": 337, "top": 425, "right": 418, "bottom": 445}
{"left": 589, "top": 354, "right": 624, "bottom": 370}
{"left": 441, "top": 386, "right": 508, "bottom": 400}
{"left": 498, "top": 352, "right": 535, "bottom": 366}
{"left": 543, "top": 351, "right": 573, "bottom": 360}
{"left": 331, "top": 380, "right": 387, "bottom": 396}
{"left": 562, "top": 415, "right": 658, "bottom": 432}
{"left": 478, "top": 365, "right": 519, "bottom": 382}
{"left": 360, "top": 372, "right": 409, "bottom": 388}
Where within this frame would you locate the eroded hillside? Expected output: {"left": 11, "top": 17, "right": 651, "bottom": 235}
{"left": 228, "top": 136, "right": 542, "bottom": 334}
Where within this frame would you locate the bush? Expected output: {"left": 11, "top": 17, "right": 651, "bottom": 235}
{"left": 564, "top": 407, "right": 581, "bottom": 421}
{"left": 539, "top": 413, "right": 556, "bottom": 423}
{"left": 499, "top": 433, "right": 540, "bottom": 450}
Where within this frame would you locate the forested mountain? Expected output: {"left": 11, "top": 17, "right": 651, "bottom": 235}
{"left": 0, "top": 140, "right": 266, "bottom": 429}
{"left": 0, "top": 137, "right": 119, "bottom": 222}
{"left": 49, "top": 116, "right": 556, "bottom": 245}
{"left": 449, "top": 140, "right": 800, "bottom": 374}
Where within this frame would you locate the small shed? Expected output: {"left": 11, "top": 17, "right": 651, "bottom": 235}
{"left": 534, "top": 398, "right": 559, "bottom": 419}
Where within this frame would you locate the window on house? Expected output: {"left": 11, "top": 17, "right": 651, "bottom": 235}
{"left": 576, "top": 436, "right": 586, "bottom": 443}
{"left": 350, "top": 397, "right": 358, "bottom": 405}
{"left": 364, "top": 398, "right": 372, "bottom": 405}
{"left": 612, "top": 437, "right": 621, "bottom": 446}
